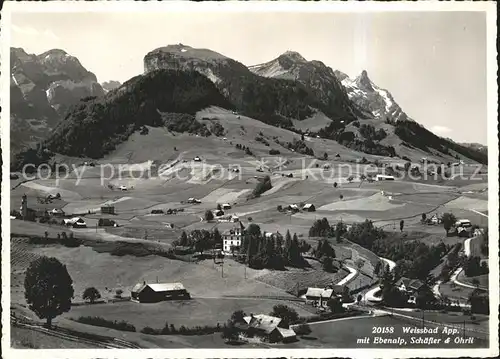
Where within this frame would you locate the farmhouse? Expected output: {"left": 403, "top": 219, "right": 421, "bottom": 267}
{"left": 302, "top": 203, "right": 316, "bottom": 212}
{"left": 455, "top": 219, "right": 472, "bottom": 228}
{"left": 287, "top": 204, "right": 300, "bottom": 212}
{"left": 193, "top": 156, "right": 202, "bottom": 162}
{"left": 101, "top": 205, "right": 115, "bottom": 215}
{"left": 243, "top": 314, "right": 296, "bottom": 343}
{"left": 395, "top": 277, "right": 424, "bottom": 294}
{"left": 376, "top": 174, "right": 395, "bottom": 181}
{"left": 222, "top": 225, "right": 243, "bottom": 254}
{"left": 214, "top": 209, "right": 225, "bottom": 217}
{"left": 131, "top": 282, "right": 190, "bottom": 303}
{"left": 221, "top": 203, "right": 232, "bottom": 210}
{"left": 98, "top": 218, "right": 117, "bottom": 227}
{"left": 305, "top": 286, "right": 343, "bottom": 307}
{"left": 63, "top": 217, "right": 87, "bottom": 228}
{"left": 50, "top": 208, "right": 65, "bottom": 217}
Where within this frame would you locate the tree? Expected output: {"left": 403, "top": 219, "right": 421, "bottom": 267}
{"left": 217, "top": 203, "right": 222, "bottom": 211}
{"left": 404, "top": 162, "right": 411, "bottom": 172}
{"left": 339, "top": 194, "right": 344, "bottom": 200}
{"left": 441, "top": 212, "right": 457, "bottom": 235}
{"left": 204, "top": 210, "right": 214, "bottom": 222}
{"left": 421, "top": 213, "right": 427, "bottom": 223}
{"left": 399, "top": 220, "right": 404, "bottom": 232}
{"left": 269, "top": 304, "right": 299, "bottom": 328}
{"left": 322, "top": 256, "right": 335, "bottom": 272}
{"left": 333, "top": 182, "right": 338, "bottom": 188}
{"left": 44, "top": 231, "right": 49, "bottom": 240}
{"left": 326, "top": 297, "right": 343, "bottom": 313}
{"left": 221, "top": 321, "right": 239, "bottom": 341}
{"left": 277, "top": 204, "right": 283, "bottom": 212}
{"left": 179, "top": 231, "right": 189, "bottom": 246}
{"left": 230, "top": 310, "right": 246, "bottom": 324}
{"left": 115, "top": 289, "right": 123, "bottom": 298}
{"left": 24, "top": 256, "right": 74, "bottom": 327}
{"left": 347, "top": 175, "right": 354, "bottom": 183}
{"left": 323, "top": 152, "right": 328, "bottom": 160}
{"left": 82, "top": 287, "right": 101, "bottom": 304}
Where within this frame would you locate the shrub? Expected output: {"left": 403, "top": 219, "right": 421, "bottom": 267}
{"left": 269, "top": 149, "right": 281, "bottom": 155}
{"left": 75, "top": 316, "right": 136, "bottom": 332}
{"left": 295, "top": 323, "right": 312, "bottom": 335}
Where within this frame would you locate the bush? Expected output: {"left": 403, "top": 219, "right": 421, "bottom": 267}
{"left": 269, "top": 149, "right": 281, "bottom": 155}
{"left": 75, "top": 316, "right": 136, "bottom": 332}
{"left": 295, "top": 323, "right": 312, "bottom": 335}
{"left": 252, "top": 176, "right": 272, "bottom": 197}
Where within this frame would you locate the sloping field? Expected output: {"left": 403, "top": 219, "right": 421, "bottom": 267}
{"left": 446, "top": 196, "right": 488, "bottom": 212}
{"left": 200, "top": 187, "right": 251, "bottom": 204}
{"left": 255, "top": 260, "right": 349, "bottom": 294}
{"left": 319, "top": 193, "right": 405, "bottom": 212}
{"left": 64, "top": 297, "right": 312, "bottom": 330}
{"left": 21, "top": 181, "right": 82, "bottom": 201}
{"left": 9, "top": 241, "right": 293, "bottom": 305}
{"left": 291, "top": 111, "right": 332, "bottom": 132}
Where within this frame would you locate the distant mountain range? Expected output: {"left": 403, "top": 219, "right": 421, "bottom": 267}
{"left": 10, "top": 45, "right": 487, "bottom": 167}
{"left": 10, "top": 47, "right": 104, "bottom": 153}
{"left": 101, "top": 80, "right": 122, "bottom": 92}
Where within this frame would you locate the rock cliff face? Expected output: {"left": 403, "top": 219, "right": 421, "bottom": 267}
{"left": 336, "top": 69, "right": 412, "bottom": 123}
{"left": 249, "top": 51, "right": 367, "bottom": 119}
{"left": 10, "top": 47, "right": 105, "bottom": 153}
{"left": 102, "top": 80, "right": 122, "bottom": 92}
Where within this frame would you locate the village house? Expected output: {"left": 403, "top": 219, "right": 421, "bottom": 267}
{"left": 63, "top": 217, "right": 87, "bottom": 228}
{"left": 101, "top": 205, "right": 115, "bottom": 215}
{"left": 395, "top": 277, "right": 424, "bottom": 294}
{"left": 50, "top": 208, "right": 65, "bottom": 217}
{"left": 302, "top": 203, "right": 316, "bottom": 212}
{"left": 98, "top": 218, "right": 118, "bottom": 227}
{"left": 222, "top": 223, "right": 245, "bottom": 254}
{"left": 242, "top": 314, "right": 296, "bottom": 343}
{"left": 221, "top": 203, "right": 232, "bottom": 210}
{"left": 287, "top": 204, "right": 300, "bottom": 212}
{"left": 376, "top": 174, "right": 395, "bottom": 181}
{"left": 304, "top": 285, "right": 344, "bottom": 308}
{"left": 131, "top": 282, "right": 190, "bottom": 303}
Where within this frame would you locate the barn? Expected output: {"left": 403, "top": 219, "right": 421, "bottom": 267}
{"left": 131, "top": 282, "right": 190, "bottom": 303}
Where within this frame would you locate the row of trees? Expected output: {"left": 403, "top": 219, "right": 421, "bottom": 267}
{"left": 172, "top": 229, "right": 223, "bottom": 254}
{"left": 239, "top": 225, "right": 309, "bottom": 269}
{"left": 308, "top": 217, "right": 347, "bottom": 242}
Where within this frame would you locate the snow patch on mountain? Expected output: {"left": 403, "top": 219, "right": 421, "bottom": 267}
{"left": 339, "top": 70, "right": 411, "bottom": 123}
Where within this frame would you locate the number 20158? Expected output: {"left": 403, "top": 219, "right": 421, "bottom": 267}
{"left": 372, "top": 327, "right": 394, "bottom": 334}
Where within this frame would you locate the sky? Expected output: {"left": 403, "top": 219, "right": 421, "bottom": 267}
{"left": 10, "top": 10, "right": 488, "bottom": 144}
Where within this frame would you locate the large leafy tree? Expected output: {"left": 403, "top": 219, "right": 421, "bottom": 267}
{"left": 24, "top": 256, "right": 74, "bottom": 327}
{"left": 269, "top": 304, "right": 299, "bottom": 328}
{"left": 441, "top": 213, "right": 457, "bottom": 235}
{"left": 82, "top": 287, "right": 101, "bottom": 304}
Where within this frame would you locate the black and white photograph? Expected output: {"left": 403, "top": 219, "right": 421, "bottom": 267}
{"left": 1, "top": 1, "right": 498, "bottom": 358}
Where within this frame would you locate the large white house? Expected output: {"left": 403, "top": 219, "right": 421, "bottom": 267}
{"left": 222, "top": 226, "right": 243, "bottom": 254}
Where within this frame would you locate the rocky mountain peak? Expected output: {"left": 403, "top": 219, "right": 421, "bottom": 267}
{"left": 280, "top": 51, "right": 307, "bottom": 63}
{"left": 355, "top": 70, "right": 374, "bottom": 92}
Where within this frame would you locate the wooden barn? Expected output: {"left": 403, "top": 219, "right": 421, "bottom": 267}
{"left": 131, "top": 282, "right": 190, "bottom": 303}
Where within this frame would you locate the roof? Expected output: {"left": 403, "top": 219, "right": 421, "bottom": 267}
{"left": 275, "top": 327, "right": 296, "bottom": 338}
{"left": 396, "top": 277, "right": 423, "bottom": 290}
{"left": 302, "top": 203, "right": 315, "bottom": 209}
{"left": 51, "top": 208, "right": 64, "bottom": 213}
{"left": 243, "top": 314, "right": 281, "bottom": 334}
{"left": 148, "top": 283, "right": 185, "bottom": 292}
{"left": 305, "top": 287, "right": 336, "bottom": 298}
{"left": 132, "top": 282, "right": 185, "bottom": 293}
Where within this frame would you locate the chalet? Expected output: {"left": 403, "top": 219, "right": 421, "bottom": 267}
{"left": 455, "top": 219, "right": 472, "bottom": 228}
{"left": 193, "top": 156, "right": 202, "bottom": 162}
{"left": 288, "top": 204, "right": 300, "bottom": 212}
{"left": 131, "top": 282, "right": 190, "bottom": 303}
{"left": 187, "top": 198, "right": 202, "bottom": 204}
{"left": 395, "top": 277, "right": 424, "bottom": 294}
{"left": 101, "top": 205, "right": 115, "bottom": 215}
{"left": 221, "top": 203, "right": 232, "bottom": 210}
{"left": 98, "top": 218, "right": 118, "bottom": 227}
{"left": 302, "top": 203, "right": 316, "bottom": 212}
{"left": 304, "top": 285, "right": 345, "bottom": 308}
{"left": 50, "top": 208, "right": 65, "bottom": 217}
{"left": 243, "top": 314, "right": 296, "bottom": 343}
{"left": 63, "top": 217, "right": 87, "bottom": 228}
{"left": 119, "top": 185, "right": 128, "bottom": 191}
{"left": 376, "top": 174, "right": 395, "bottom": 181}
